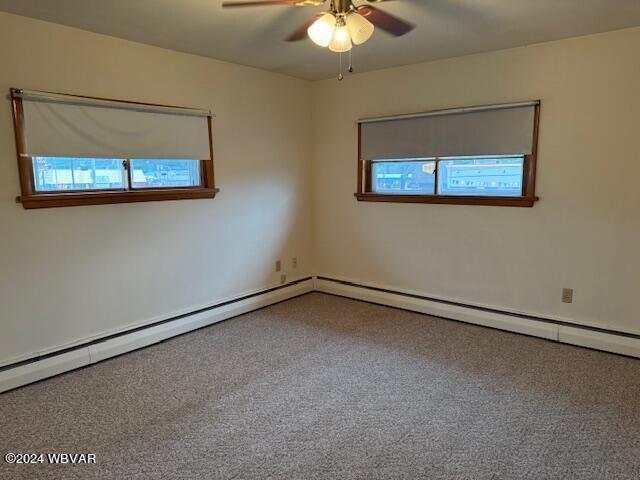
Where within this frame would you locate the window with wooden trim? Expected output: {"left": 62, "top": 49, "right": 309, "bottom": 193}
{"left": 10, "top": 89, "right": 217, "bottom": 209}
{"left": 355, "top": 102, "right": 540, "bottom": 207}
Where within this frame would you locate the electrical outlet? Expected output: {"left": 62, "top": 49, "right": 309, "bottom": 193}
{"left": 562, "top": 288, "right": 573, "bottom": 304}
{"left": 280, "top": 274, "right": 287, "bottom": 284}
{"left": 275, "top": 260, "right": 281, "bottom": 272}
{"left": 292, "top": 257, "right": 298, "bottom": 269}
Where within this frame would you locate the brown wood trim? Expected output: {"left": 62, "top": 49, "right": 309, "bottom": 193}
{"left": 357, "top": 123, "right": 363, "bottom": 194}
{"left": 524, "top": 103, "right": 540, "bottom": 198}
{"left": 364, "top": 159, "right": 372, "bottom": 194}
{"left": 354, "top": 193, "right": 538, "bottom": 208}
{"left": 205, "top": 115, "right": 215, "bottom": 189}
{"left": 356, "top": 100, "right": 540, "bottom": 124}
{"left": 11, "top": 94, "right": 35, "bottom": 198}
{"left": 20, "top": 188, "right": 219, "bottom": 209}
{"left": 11, "top": 87, "right": 208, "bottom": 113}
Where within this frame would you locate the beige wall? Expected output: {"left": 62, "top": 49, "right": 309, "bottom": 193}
{"left": 312, "top": 27, "right": 640, "bottom": 335}
{"left": 0, "top": 12, "right": 313, "bottom": 365}
{"left": 2, "top": 12, "right": 639, "bottom": 367}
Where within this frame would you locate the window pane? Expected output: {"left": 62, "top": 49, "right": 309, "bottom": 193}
{"left": 32, "top": 157, "right": 125, "bottom": 192}
{"left": 129, "top": 160, "right": 201, "bottom": 189}
{"left": 437, "top": 156, "right": 524, "bottom": 197}
{"left": 372, "top": 160, "right": 436, "bottom": 195}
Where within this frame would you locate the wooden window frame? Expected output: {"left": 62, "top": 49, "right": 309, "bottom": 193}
{"left": 354, "top": 103, "right": 540, "bottom": 208}
{"left": 10, "top": 89, "right": 218, "bottom": 209}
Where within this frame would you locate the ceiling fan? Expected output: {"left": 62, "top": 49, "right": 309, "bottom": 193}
{"left": 221, "top": 0, "right": 414, "bottom": 53}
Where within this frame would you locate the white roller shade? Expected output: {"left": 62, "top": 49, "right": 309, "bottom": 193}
{"left": 359, "top": 102, "right": 538, "bottom": 160}
{"left": 19, "top": 91, "right": 212, "bottom": 160}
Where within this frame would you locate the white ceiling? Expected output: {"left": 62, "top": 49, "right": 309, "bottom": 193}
{"left": 1, "top": 0, "right": 639, "bottom": 80}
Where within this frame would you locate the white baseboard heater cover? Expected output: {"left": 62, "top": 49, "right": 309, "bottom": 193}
{"left": 0, "top": 279, "right": 313, "bottom": 393}
{"left": 558, "top": 326, "right": 640, "bottom": 358}
{"left": 2, "top": 276, "right": 639, "bottom": 394}
{"left": 315, "top": 277, "right": 640, "bottom": 360}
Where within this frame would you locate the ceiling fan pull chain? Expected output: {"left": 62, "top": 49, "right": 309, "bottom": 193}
{"left": 348, "top": 49, "right": 354, "bottom": 73}
{"left": 338, "top": 51, "right": 344, "bottom": 81}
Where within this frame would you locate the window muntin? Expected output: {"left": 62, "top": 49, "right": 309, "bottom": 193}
{"left": 437, "top": 156, "right": 524, "bottom": 197}
{"left": 372, "top": 159, "right": 436, "bottom": 195}
{"left": 130, "top": 159, "right": 201, "bottom": 189}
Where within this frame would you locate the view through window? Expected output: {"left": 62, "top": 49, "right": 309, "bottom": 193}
{"left": 130, "top": 160, "right": 201, "bottom": 189}
{"left": 371, "top": 156, "right": 525, "bottom": 197}
{"left": 33, "top": 158, "right": 125, "bottom": 192}
{"left": 32, "top": 157, "right": 201, "bottom": 192}
{"left": 372, "top": 160, "right": 436, "bottom": 195}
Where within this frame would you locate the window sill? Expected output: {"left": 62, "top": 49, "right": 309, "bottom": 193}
{"left": 18, "top": 187, "right": 219, "bottom": 209}
{"left": 354, "top": 193, "right": 538, "bottom": 207}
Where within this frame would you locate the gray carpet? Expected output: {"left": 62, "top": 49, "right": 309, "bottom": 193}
{"left": 1, "top": 293, "right": 640, "bottom": 480}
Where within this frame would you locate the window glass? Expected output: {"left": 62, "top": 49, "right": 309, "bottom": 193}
{"left": 129, "top": 160, "right": 201, "bottom": 189}
{"left": 372, "top": 160, "right": 436, "bottom": 195}
{"left": 32, "top": 157, "right": 125, "bottom": 192}
{"left": 437, "top": 156, "right": 524, "bottom": 197}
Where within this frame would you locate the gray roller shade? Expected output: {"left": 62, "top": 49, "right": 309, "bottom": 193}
{"left": 18, "top": 90, "right": 212, "bottom": 160}
{"left": 359, "top": 102, "right": 538, "bottom": 160}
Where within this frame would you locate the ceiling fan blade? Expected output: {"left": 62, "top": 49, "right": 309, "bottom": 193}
{"left": 286, "top": 13, "right": 323, "bottom": 41}
{"left": 357, "top": 5, "right": 414, "bottom": 36}
{"left": 222, "top": 0, "right": 299, "bottom": 8}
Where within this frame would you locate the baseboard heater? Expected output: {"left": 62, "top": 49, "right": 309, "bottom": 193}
{"left": 3, "top": 274, "right": 638, "bottom": 394}
{"left": 0, "top": 277, "right": 314, "bottom": 393}
{"left": 315, "top": 276, "right": 640, "bottom": 360}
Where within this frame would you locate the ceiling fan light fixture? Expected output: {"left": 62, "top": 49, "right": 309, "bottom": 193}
{"left": 346, "top": 11, "right": 374, "bottom": 45}
{"left": 329, "top": 19, "right": 352, "bottom": 52}
{"left": 307, "top": 12, "right": 336, "bottom": 47}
